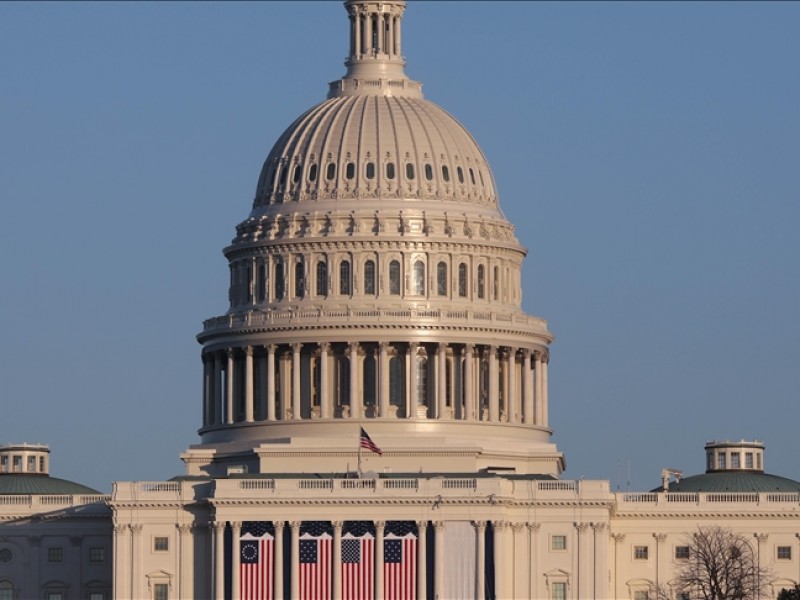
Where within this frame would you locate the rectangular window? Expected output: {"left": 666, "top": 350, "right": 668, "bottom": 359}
{"left": 634, "top": 545, "right": 649, "bottom": 560}
{"left": 154, "top": 584, "right": 169, "bottom": 600}
{"left": 677, "top": 594, "right": 690, "bottom": 600}
{"left": 46, "top": 594, "right": 64, "bottom": 600}
{"left": 634, "top": 592, "right": 649, "bottom": 600}
{"left": 47, "top": 547, "right": 63, "bottom": 563}
{"left": 731, "top": 453, "right": 740, "bottom": 468}
{"left": 745, "top": 452, "right": 754, "bottom": 468}
{"left": 27, "top": 456, "right": 36, "bottom": 471}
{"left": 551, "top": 582, "right": 566, "bottom": 600}
{"left": 89, "top": 547, "right": 105, "bottom": 562}
{"left": 551, "top": 535, "right": 567, "bottom": 551}
{"left": 0, "top": 456, "right": 6, "bottom": 472}
{"left": 717, "top": 452, "right": 726, "bottom": 470}
{"left": 675, "top": 545, "right": 690, "bottom": 560}
{"left": 12, "top": 456, "right": 21, "bottom": 472}
{"left": 89, "top": 594, "right": 105, "bottom": 600}
{"left": 778, "top": 546, "right": 792, "bottom": 560}
{"left": 153, "top": 537, "right": 169, "bottom": 552}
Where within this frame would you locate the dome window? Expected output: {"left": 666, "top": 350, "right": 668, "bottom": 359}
{"left": 478, "top": 170, "right": 485, "bottom": 186}
{"left": 425, "top": 164, "right": 433, "bottom": 180}
{"left": 413, "top": 261, "right": 425, "bottom": 295}
{"left": 469, "top": 168, "right": 476, "bottom": 185}
{"left": 366, "top": 162, "right": 376, "bottom": 180}
{"left": 386, "top": 162, "right": 396, "bottom": 180}
{"left": 280, "top": 165, "right": 289, "bottom": 188}
{"left": 493, "top": 266, "right": 500, "bottom": 301}
{"left": 294, "top": 260, "right": 305, "bottom": 298}
{"left": 477, "top": 265, "right": 486, "bottom": 299}
{"left": 274, "top": 260, "right": 285, "bottom": 300}
{"left": 406, "top": 163, "right": 415, "bottom": 180}
{"left": 316, "top": 261, "right": 328, "bottom": 296}
{"left": 389, "top": 260, "right": 401, "bottom": 295}
{"left": 309, "top": 164, "right": 318, "bottom": 182}
{"left": 346, "top": 162, "right": 355, "bottom": 180}
{"left": 293, "top": 165, "right": 302, "bottom": 183}
{"left": 457, "top": 166, "right": 465, "bottom": 184}
{"left": 458, "top": 263, "right": 468, "bottom": 297}
{"left": 364, "top": 260, "right": 376, "bottom": 295}
{"left": 442, "top": 165, "right": 450, "bottom": 182}
{"left": 326, "top": 163, "right": 336, "bottom": 181}
{"left": 437, "top": 262, "right": 447, "bottom": 296}
{"left": 340, "top": 260, "right": 352, "bottom": 295}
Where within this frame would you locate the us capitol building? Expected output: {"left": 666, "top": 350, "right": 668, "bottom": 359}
{"left": 2, "top": 2, "right": 800, "bottom": 599}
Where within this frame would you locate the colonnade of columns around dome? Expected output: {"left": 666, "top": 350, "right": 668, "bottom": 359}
{"left": 201, "top": 341, "right": 549, "bottom": 429}
{"left": 346, "top": 1, "right": 404, "bottom": 62}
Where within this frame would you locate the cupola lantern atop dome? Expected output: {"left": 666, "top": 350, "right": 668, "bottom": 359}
{"left": 329, "top": 0, "right": 422, "bottom": 98}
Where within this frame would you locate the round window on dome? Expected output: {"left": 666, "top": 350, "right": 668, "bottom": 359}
{"left": 406, "top": 163, "right": 415, "bottom": 180}
{"left": 366, "top": 162, "right": 375, "bottom": 180}
{"left": 386, "top": 162, "right": 396, "bottom": 180}
{"left": 442, "top": 165, "right": 450, "bottom": 182}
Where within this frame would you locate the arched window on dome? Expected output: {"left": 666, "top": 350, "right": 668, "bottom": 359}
{"left": 274, "top": 259, "right": 285, "bottom": 300}
{"left": 340, "top": 260, "right": 352, "bottom": 295}
{"left": 364, "top": 260, "right": 376, "bottom": 295}
{"left": 294, "top": 259, "right": 305, "bottom": 298}
{"left": 257, "top": 262, "right": 267, "bottom": 303}
{"left": 309, "top": 164, "right": 318, "bottom": 182}
{"left": 389, "top": 260, "right": 401, "bottom": 295}
{"left": 363, "top": 351, "right": 376, "bottom": 407}
{"left": 366, "top": 162, "right": 375, "bottom": 180}
{"left": 293, "top": 165, "right": 302, "bottom": 184}
{"left": 436, "top": 261, "right": 447, "bottom": 296}
{"left": 389, "top": 354, "right": 406, "bottom": 411}
{"left": 346, "top": 162, "right": 355, "bottom": 180}
{"left": 316, "top": 261, "right": 328, "bottom": 296}
{"left": 326, "top": 163, "right": 336, "bottom": 181}
{"left": 458, "top": 263, "right": 468, "bottom": 297}
{"left": 413, "top": 261, "right": 425, "bottom": 295}
{"left": 279, "top": 163, "right": 289, "bottom": 188}
{"left": 477, "top": 265, "right": 485, "bottom": 299}
{"left": 493, "top": 266, "right": 499, "bottom": 301}
{"left": 441, "top": 165, "right": 450, "bottom": 182}
{"left": 386, "top": 162, "right": 396, "bottom": 180}
{"left": 245, "top": 264, "right": 253, "bottom": 304}
{"left": 417, "top": 354, "right": 428, "bottom": 408}
{"left": 469, "top": 167, "right": 476, "bottom": 185}
{"left": 479, "top": 170, "right": 485, "bottom": 186}
{"left": 457, "top": 166, "right": 465, "bottom": 184}
{"left": 424, "top": 163, "right": 433, "bottom": 181}
{"left": 406, "top": 163, "right": 415, "bottom": 180}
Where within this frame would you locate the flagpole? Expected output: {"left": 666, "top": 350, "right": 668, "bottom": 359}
{"left": 357, "top": 431, "right": 362, "bottom": 477}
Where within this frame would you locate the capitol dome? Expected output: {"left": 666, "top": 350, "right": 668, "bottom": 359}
{"left": 189, "top": 0, "right": 562, "bottom": 478}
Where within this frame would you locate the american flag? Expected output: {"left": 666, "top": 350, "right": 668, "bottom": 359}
{"left": 240, "top": 522, "right": 274, "bottom": 600}
{"left": 300, "top": 522, "right": 332, "bottom": 600}
{"left": 341, "top": 526, "right": 374, "bottom": 600}
{"left": 384, "top": 521, "right": 417, "bottom": 600}
{"left": 360, "top": 427, "right": 382, "bottom": 455}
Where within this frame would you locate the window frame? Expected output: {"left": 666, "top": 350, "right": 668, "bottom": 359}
{"left": 634, "top": 545, "right": 649, "bottom": 560}
{"left": 153, "top": 536, "right": 169, "bottom": 552}
{"left": 550, "top": 535, "right": 567, "bottom": 551}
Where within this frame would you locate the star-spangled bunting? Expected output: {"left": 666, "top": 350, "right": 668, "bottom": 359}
{"left": 240, "top": 521, "right": 274, "bottom": 600}
{"left": 384, "top": 521, "right": 418, "bottom": 600}
{"left": 300, "top": 522, "right": 332, "bottom": 600}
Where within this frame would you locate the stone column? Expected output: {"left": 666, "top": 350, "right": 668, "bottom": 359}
{"left": 488, "top": 346, "right": 499, "bottom": 421}
{"left": 511, "top": 523, "right": 525, "bottom": 597}
{"left": 231, "top": 521, "right": 242, "bottom": 600}
{"left": 348, "top": 342, "right": 360, "bottom": 419}
{"left": 226, "top": 350, "right": 235, "bottom": 424}
{"left": 653, "top": 531, "right": 665, "bottom": 595}
{"left": 130, "top": 524, "right": 142, "bottom": 600}
{"left": 542, "top": 354, "right": 549, "bottom": 426}
{"left": 610, "top": 533, "right": 625, "bottom": 600}
{"left": 437, "top": 343, "right": 447, "bottom": 419}
{"left": 417, "top": 521, "right": 428, "bottom": 600}
{"left": 379, "top": 342, "right": 390, "bottom": 418}
{"left": 274, "top": 521, "right": 285, "bottom": 600}
{"left": 266, "top": 344, "right": 276, "bottom": 421}
{"left": 353, "top": 8, "right": 361, "bottom": 56}
{"left": 214, "top": 352, "right": 223, "bottom": 425}
{"left": 177, "top": 524, "right": 193, "bottom": 600}
{"left": 333, "top": 521, "right": 343, "bottom": 600}
{"left": 534, "top": 351, "right": 543, "bottom": 426}
{"left": 523, "top": 350, "right": 533, "bottom": 425}
{"left": 203, "top": 355, "right": 212, "bottom": 426}
{"left": 244, "top": 348, "right": 254, "bottom": 422}
{"left": 375, "top": 520, "right": 385, "bottom": 599}
{"left": 433, "top": 521, "right": 445, "bottom": 600}
{"left": 112, "top": 524, "right": 128, "bottom": 600}
{"left": 493, "top": 521, "right": 509, "bottom": 600}
{"left": 464, "top": 344, "right": 474, "bottom": 421}
{"left": 320, "top": 342, "right": 331, "bottom": 419}
{"left": 475, "top": 521, "right": 487, "bottom": 600}
{"left": 574, "top": 522, "right": 588, "bottom": 599}
{"left": 213, "top": 522, "right": 226, "bottom": 600}
{"left": 528, "top": 522, "right": 541, "bottom": 600}
{"left": 279, "top": 350, "right": 291, "bottom": 420}
{"left": 290, "top": 521, "right": 301, "bottom": 598}
{"left": 409, "top": 342, "right": 419, "bottom": 418}
{"left": 506, "top": 350, "right": 516, "bottom": 423}
{"left": 291, "top": 343, "right": 302, "bottom": 420}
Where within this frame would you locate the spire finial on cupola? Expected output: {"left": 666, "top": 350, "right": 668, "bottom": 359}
{"left": 328, "top": 0, "right": 423, "bottom": 99}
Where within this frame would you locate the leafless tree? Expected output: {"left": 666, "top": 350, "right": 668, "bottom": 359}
{"left": 657, "top": 526, "right": 772, "bottom": 600}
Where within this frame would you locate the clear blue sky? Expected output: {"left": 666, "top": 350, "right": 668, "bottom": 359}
{"left": 1, "top": 2, "right": 798, "bottom": 493}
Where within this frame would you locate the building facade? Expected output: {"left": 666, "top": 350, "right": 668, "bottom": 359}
{"left": 2, "top": 2, "right": 800, "bottom": 599}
